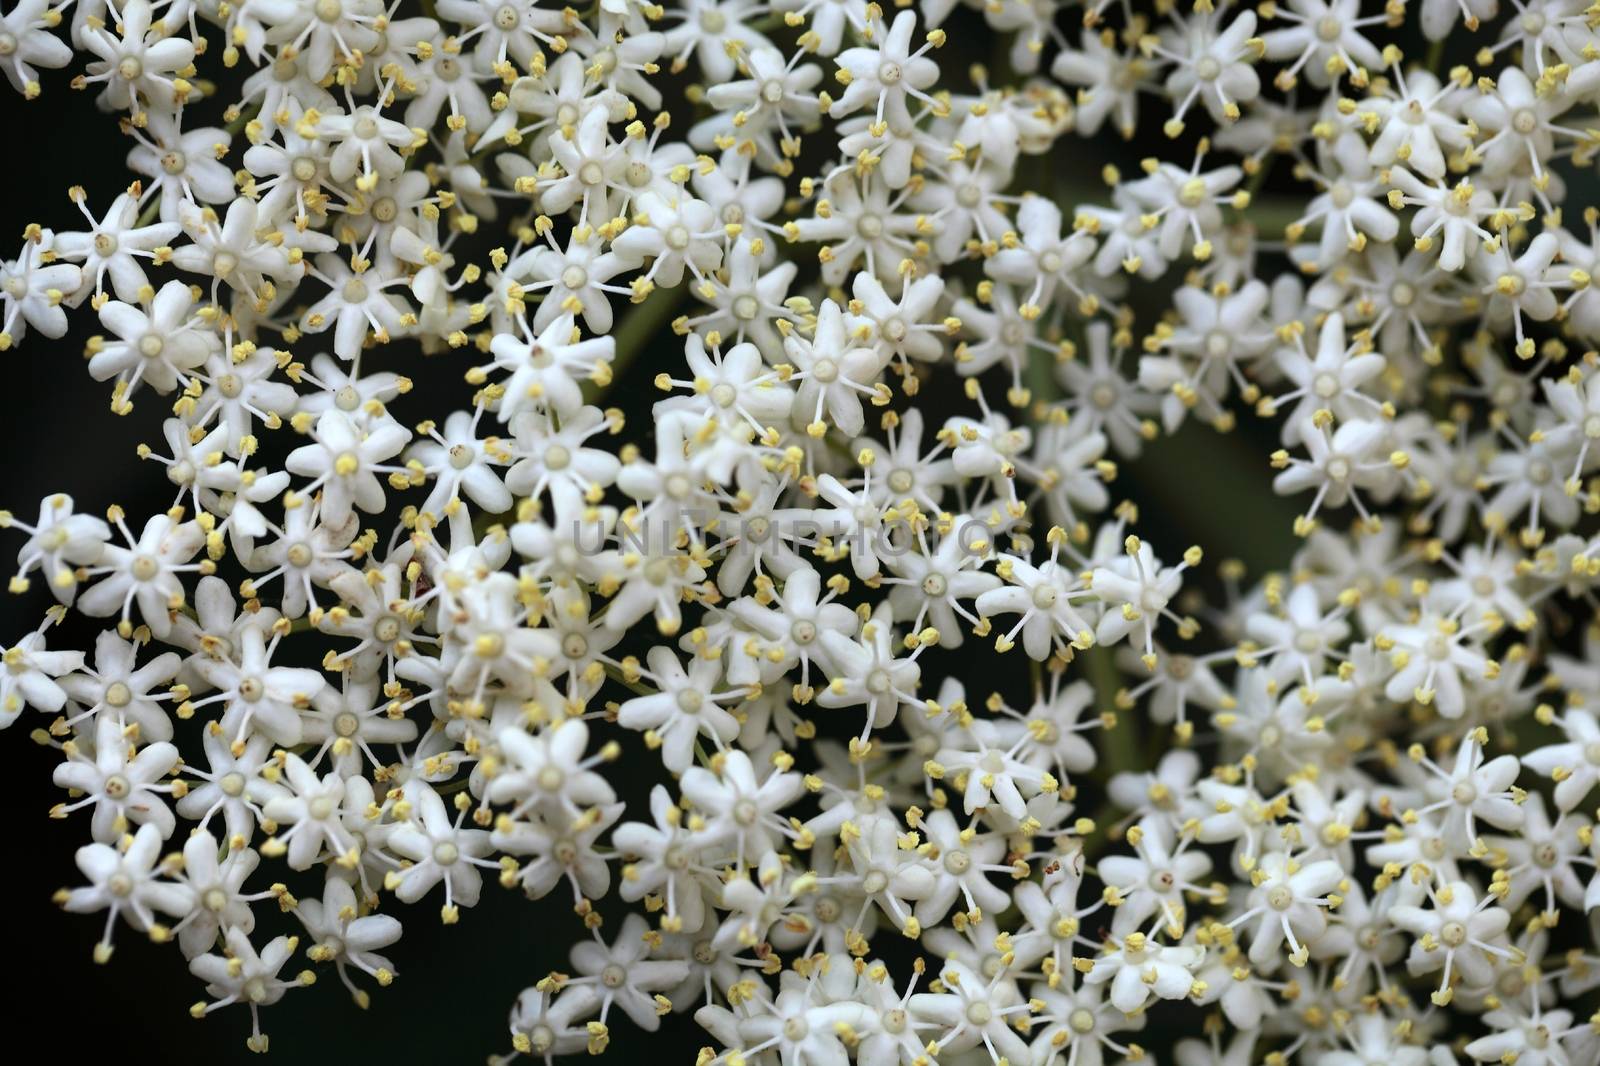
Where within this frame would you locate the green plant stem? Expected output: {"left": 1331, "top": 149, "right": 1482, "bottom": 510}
{"left": 590, "top": 284, "right": 692, "bottom": 401}
{"left": 1080, "top": 646, "right": 1134, "bottom": 778}
{"left": 602, "top": 663, "right": 653, "bottom": 697}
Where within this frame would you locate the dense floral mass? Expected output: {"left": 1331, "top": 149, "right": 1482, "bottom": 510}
{"left": 7, "top": 0, "right": 1600, "bottom": 1060}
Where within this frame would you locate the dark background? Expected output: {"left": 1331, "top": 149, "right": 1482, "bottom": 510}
{"left": 0, "top": 13, "right": 1313, "bottom": 1066}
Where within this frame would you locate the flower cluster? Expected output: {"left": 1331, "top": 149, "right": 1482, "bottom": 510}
{"left": 5, "top": 0, "right": 1600, "bottom": 1062}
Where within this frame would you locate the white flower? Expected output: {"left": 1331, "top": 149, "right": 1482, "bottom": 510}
{"left": 77, "top": 0, "right": 195, "bottom": 113}
{"left": 296, "top": 872, "right": 401, "bottom": 1002}
{"left": 828, "top": 11, "right": 942, "bottom": 129}
{"left": 0, "top": 0, "right": 71, "bottom": 98}
{"left": 0, "top": 231, "right": 81, "bottom": 349}
{"left": 385, "top": 779, "right": 495, "bottom": 918}
{"left": 1390, "top": 878, "right": 1513, "bottom": 1006}
{"left": 569, "top": 912, "right": 689, "bottom": 1031}
{"left": 52, "top": 709, "right": 180, "bottom": 842}
{"left": 616, "top": 646, "right": 744, "bottom": 773}
{"left": 1082, "top": 930, "right": 1204, "bottom": 1015}
{"left": 187, "top": 928, "right": 309, "bottom": 1052}
{"left": 58, "top": 822, "right": 192, "bottom": 961}
{"left": 1260, "top": 0, "right": 1387, "bottom": 89}
{"left": 976, "top": 531, "right": 1095, "bottom": 661}
{"left": 1090, "top": 534, "right": 1195, "bottom": 662}
{"left": 816, "top": 600, "right": 922, "bottom": 737}
{"left": 169, "top": 198, "right": 295, "bottom": 307}
{"left": 487, "top": 311, "right": 616, "bottom": 421}
{"left": 284, "top": 409, "right": 411, "bottom": 527}
{"left": 1234, "top": 849, "right": 1344, "bottom": 968}
{"left": 680, "top": 749, "right": 802, "bottom": 866}
{"left": 486, "top": 718, "right": 619, "bottom": 822}
{"left": 785, "top": 297, "right": 886, "bottom": 438}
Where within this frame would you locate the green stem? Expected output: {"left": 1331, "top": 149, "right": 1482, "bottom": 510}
{"left": 590, "top": 283, "right": 692, "bottom": 400}
{"left": 1426, "top": 37, "right": 1445, "bottom": 73}
{"left": 225, "top": 103, "right": 260, "bottom": 136}
{"left": 1026, "top": 337, "right": 1060, "bottom": 407}
{"left": 1081, "top": 646, "right": 1135, "bottom": 778}
{"left": 1241, "top": 152, "right": 1275, "bottom": 205}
